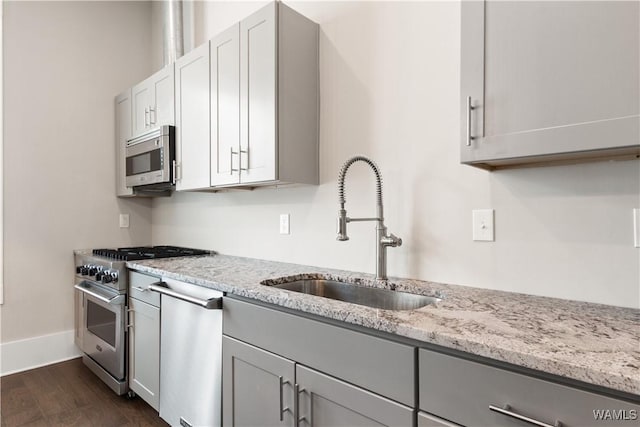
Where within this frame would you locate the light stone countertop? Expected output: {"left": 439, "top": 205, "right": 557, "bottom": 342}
{"left": 123, "top": 254, "right": 640, "bottom": 396}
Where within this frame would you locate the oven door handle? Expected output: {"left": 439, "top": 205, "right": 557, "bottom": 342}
{"left": 149, "top": 283, "right": 223, "bottom": 309}
{"left": 74, "top": 283, "right": 125, "bottom": 305}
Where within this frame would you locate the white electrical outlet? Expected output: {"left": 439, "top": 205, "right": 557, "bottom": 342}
{"left": 119, "top": 214, "right": 130, "bottom": 228}
{"left": 472, "top": 209, "right": 494, "bottom": 242}
{"left": 279, "top": 214, "right": 290, "bottom": 235}
{"left": 634, "top": 209, "right": 640, "bottom": 248}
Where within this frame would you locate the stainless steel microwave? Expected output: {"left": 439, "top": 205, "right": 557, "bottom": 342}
{"left": 125, "top": 125, "right": 175, "bottom": 188}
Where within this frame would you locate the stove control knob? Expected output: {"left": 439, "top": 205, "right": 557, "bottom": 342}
{"left": 76, "top": 266, "right": 82, "bottom": 274}
{"left": 89, "top": 267, "right": 98, "bottom": 276}
{"left": 81, "top": 266, "right": 90, "bottom": 275}
{"left": 95, "top": 272, "right": 104, "bottom": 281}
{"left": 111, "top": 272, "right": 119, "bottom": 283}
{"left": 102, "top": 274, "right": 113, "bottom": 284}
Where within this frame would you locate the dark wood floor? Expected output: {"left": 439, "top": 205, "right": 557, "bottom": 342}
{"left": 1, "top": 358, "right": 168, "bottom": 427}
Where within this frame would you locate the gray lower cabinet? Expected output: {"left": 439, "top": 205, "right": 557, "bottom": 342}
{"left": 222, "top": 335, "right": 413, "bottom": 427}
{"left": 223, "top": 335, "right": 296, "bottom": 427}
{"left": 419, "top": 349, "right": 640, "bottom": 427}
{"left": 296, "top": 365, "right": 414, "bottom": 427}
{"left": 223, "top": 297, "right": 639, "bottom": 427}
{"left": 417, "top": 412, "right": 460, "bottom": 427}
{"left": 222, "top": 297, "right": 416, "bottom": 427}
{"left": 127, "top": 273, "right": 160, "bottom": 412}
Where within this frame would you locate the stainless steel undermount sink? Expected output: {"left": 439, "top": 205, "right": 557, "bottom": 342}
{"left": 266, "top": 279, "right": 441, "bottom": 311}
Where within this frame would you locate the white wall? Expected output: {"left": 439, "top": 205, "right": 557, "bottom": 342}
{"left": 152, "top": 1, "right": 640, "bottom": 309}
{"left": 1, "top": 1, "right": 154, "bottom": 344}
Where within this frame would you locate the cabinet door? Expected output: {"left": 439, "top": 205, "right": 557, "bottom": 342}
{"left": 211, "top": 24, "right": 241, "bottom": 187}
{"left": 296, "top": 365, "right": 414, "bottom": 427}
{"left": 175, "top": 43, "right": 211, "bottom": 191}
{"left": 223, "top": 336, "right": 295, "bottom": 427}
{"left": 150, "top": 65, "right": 175, "bottom": 128}
{"left": 239, "top": 2, "right": 277, "bottom": 184}
{"left": 461, "top": 1, "right": 639, "bottom": 168}
{"left": 417, "top": 412, "right": 460, "bottom": 427}
{"left": 115, "top": 90, "right": 133, "bottom": 197}
{"left": 131, "top": 81, "right": 150, "bottom": 138}
{"left": 128, "top": 297, "right": 160, "bottom": 411}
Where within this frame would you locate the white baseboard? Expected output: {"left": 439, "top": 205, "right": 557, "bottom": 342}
{"left": 1, "top": 329, "right": 82, "bottom": 376}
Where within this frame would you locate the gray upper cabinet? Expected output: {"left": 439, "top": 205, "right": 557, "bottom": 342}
{"left": 175, "top": 42, "right": 211, "bottom": 191}
{"left": 461, "top": 1, "right": 640, "bottom": 169}
{"left": 210, "top": 24, "right": 241, "bottom": 187}
{"left": 131, "top": 65, "right": 175, "bottom": 139}
{"left": 115, "top": 89, "right": 133, "bottom": 197}
{"left": 211, "top": 2, "right": 319, "bottom": 188}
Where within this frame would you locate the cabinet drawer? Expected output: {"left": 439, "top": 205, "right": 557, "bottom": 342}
{"left": 419, "top": 349, "right": 639, "bottom": 427}
{"left": 224, "top": 297, "right": 415, "bottom": 406}
{"left": 129, "top": 270, "right": 160, "bottom": 307}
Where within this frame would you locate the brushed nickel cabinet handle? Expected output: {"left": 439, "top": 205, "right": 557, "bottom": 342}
{"left": 230, "top": 147, "right": 239, "bottom": 175}
{"left": 466, "top": 96, "right": 475, "bottom": 147}
{"left": 279, "top": 376, "right": 290, "bottom": 421}
{"left": 294, "top": 383, "right": 300, "bottom": 427}
{"left": 489, "top": 404, "right": 562, "bottom": 427}
{"left": 294, "top": 384, "right": 307, "bottom": 427}
{"left": 144, "top": 107, "right": 149, "bottom": 128}
{"left": 240, "top": 149, "right": 248, "bottom": 171}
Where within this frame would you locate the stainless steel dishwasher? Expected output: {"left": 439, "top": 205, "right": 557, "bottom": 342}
{"left": 150, "top": 278, "right": 223, "bottom": 427}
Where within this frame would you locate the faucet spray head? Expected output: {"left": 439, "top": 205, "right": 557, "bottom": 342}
{"left": 337, "top": 209, "right": 349, "bottom": 241}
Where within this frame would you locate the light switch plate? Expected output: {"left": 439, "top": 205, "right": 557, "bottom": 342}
{"left": 634, "top": 209, "right": 640, "bottom": 248}
{"left": 119, "top": 214, "right": 130, "bottom": 228}
{"left": 472, "top": 209, "right": 494, "bottom": 241}
{"left": 279, "top": 214, "right": 290, "bottom": 235}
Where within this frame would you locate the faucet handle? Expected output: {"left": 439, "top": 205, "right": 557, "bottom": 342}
{"left": 336, "top": 212, "right": 349, "bottom": 241}
{"left": 382, "top": 233, "right": 402, "bottom": 247}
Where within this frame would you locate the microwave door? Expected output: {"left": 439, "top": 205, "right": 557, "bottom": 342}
{"left": 126, "top": 149, "right": 161, "bottom": 177}
{"left": 125, "top": 139, "right": 167, "bottom": 187}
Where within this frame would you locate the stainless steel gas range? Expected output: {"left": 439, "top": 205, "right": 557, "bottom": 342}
{"left": 73, "top": 246, "right": 209, "bottom": 395}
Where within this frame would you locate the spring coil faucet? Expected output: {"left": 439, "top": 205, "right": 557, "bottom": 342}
{"left": 337, "top": 156, "right": 402, "bottom": 281}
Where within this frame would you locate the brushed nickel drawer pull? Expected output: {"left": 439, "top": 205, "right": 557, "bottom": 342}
{"left": 489, "top": 404, "right": 562, "bottom": 427}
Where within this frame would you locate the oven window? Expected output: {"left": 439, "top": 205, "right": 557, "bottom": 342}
{"left": 126, "top": 148, "right": 162, "bottom": 177}
{"left": 86, "top": 300, "right": 116, "bottom": 347}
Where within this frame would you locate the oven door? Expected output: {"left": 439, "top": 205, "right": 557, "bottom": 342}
{"left": 74, "top": 279, "right": 126, "bottom": 381}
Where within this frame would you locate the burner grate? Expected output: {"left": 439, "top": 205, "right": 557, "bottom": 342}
{"left": 92, "top": 246, "right": 209, "bottom": 261}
